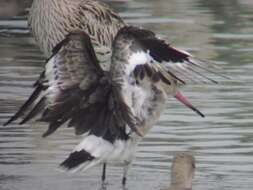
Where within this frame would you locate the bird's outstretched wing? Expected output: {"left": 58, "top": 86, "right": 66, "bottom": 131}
{"left": 117, "top": 26, "right": 225, "bottom": 85}
{"left": 112, "top": 26, "right": 208, "bottom": 118}
{"left": 4, "top": 31, "right": 140, "bottom": 138}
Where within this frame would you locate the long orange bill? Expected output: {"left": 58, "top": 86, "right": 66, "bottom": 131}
{"left": 174, "top": 91, "right": 205, "bottom": 118}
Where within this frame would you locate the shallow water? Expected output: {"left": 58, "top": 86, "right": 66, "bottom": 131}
{"left": 0, "top": 0, "right": 253, "bottom": 190}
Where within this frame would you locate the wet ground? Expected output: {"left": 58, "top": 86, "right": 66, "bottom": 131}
{"left": 0, "top": 0, "right": 253, "bottom": 190}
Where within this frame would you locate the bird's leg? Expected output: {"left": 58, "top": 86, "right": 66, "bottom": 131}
{"left": 122, "top": 162, "right": 131, "bottom": 186}
{"left": 100, "top": 163, "right": 107, "bottom": 190}
{"left": 102, "top": 163, "right": 107, "bottom": 183}
{"left": 99, "top": 163, "right": 108, "bottom": 190}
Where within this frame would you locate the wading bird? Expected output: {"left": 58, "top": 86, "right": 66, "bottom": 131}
{"left": 4, "top": 26, "right": 214, "bottom": 185}
{"left": 168, "top": 152, "right": 195, "bottom": 190}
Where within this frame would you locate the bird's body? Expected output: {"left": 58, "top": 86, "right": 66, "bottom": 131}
{"left": 60, "top": 27, "right": 184, "bottom": 175}
{"left": 28, "top": 0, "right": 157, "bottom": 173}
{"left": 168, "top": 152, "right": 195, "bottom": 190}
{"left": 29, "top": 0, "right": 125, "bottom": 69}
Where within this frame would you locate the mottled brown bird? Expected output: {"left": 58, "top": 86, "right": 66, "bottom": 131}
{"left": 29, "top": 0, "right": 125, "bottom": 70}
{"left": 169, "top": 152, "right": 195, "bottom": 190}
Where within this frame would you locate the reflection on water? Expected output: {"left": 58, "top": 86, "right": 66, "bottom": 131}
{"left": 0, "top": 1, "right": 253, "bottom": 190}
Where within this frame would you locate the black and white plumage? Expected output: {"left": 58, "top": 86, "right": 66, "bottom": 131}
{"left": 4, "top": 26, "right": 220, "bottom": 184}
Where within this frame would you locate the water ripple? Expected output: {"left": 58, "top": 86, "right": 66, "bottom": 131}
{"left": 1, "top": 0, "right": 253, "bottom": 190}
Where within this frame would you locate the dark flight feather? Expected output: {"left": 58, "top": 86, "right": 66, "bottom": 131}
{"left": 60, "top": 150, "right": 95, "bottom": 170}
{"left": 3, "top": 84, "right": 44, "bottom": 126}
{"left": 117, "top": 26, "right": 223, "bottom": 84}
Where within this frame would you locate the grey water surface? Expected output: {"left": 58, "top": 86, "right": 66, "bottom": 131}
{"left": 0, "top": 0, "right": 253, "bottom": 190}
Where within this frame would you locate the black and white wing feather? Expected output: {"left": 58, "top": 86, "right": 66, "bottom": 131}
{"left": 118, "top": 26, "right": 224, "bottom": 85}
{"left": 4, "top": 31, "right": 139, "bottom": 139}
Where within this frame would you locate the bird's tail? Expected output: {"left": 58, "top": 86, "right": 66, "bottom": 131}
{"left": 60, "top": 134, "right": 114, "bottom": 172}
